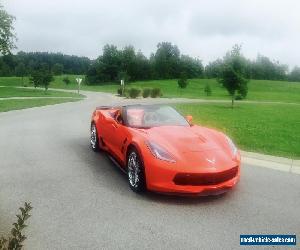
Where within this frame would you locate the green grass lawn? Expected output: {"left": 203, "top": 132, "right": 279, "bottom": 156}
{"left": 0, "top": 86, "right": 83, "bottom": 98}
{"left": 1, "top": 76, "right": 299, "bottom": 103}
{"left": 0, "top": 77, "right": 27, "bottom": 87}
{"left": 112, "top": 78, "right": 300, "bottom": 103}
{"left": 0, "top": 85, "right": 83, "bottom": 112}
{"left": 43, "top": 77, "right": 300, "bottom": 104}
{"left": 0, "top": 98, "right": 81, "bottom": 113}
{"left": 175, "top": 103, "right": 300, "bottom": 159}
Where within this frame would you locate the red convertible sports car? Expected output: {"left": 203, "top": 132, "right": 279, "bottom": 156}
{"left": 90, "top": 104, "right": 240, "bottom": 196}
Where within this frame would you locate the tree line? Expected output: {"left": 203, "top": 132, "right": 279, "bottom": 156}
{"left": 0, "top": 52, "right": 91, "bottom": 77}
{"left": 86, "top": 43, "right": 300, "bottom": 84}
{"left": 205, "top": 54, "right": 300, "bottom": 82}
{"left": 0, "top": 44, "right": 300, "bottom": 83}
{"left": 86, "top": 42, "right": 204, "bottom": 84}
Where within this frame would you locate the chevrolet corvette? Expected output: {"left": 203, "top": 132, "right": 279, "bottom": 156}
{"left": 90, "top": 104, "right": 240, "bottom": 196}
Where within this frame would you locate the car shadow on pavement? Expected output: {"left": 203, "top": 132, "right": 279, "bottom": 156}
{"left": 142, "top": 189, "right": 235, "bottom": 205}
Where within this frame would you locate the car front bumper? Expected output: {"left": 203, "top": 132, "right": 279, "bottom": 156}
{"left": 143, "top": 151, "right": 241, "bottom": 196}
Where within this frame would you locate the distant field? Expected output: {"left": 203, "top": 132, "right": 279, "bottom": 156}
{"left": 175, "top": 102, "right": 300, "bottom": 159}
{"left": 1, "top": 76, "right": 299, "bottom": 103}
{"left": 0, "top": 98, "right": 80, "bottom": 113}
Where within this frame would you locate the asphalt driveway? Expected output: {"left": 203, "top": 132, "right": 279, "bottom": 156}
{"left": 0, "top": 91, "right": 299, "bottom": 250}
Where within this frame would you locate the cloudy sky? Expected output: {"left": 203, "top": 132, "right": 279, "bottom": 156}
{"left": 3, "top": 0, "right": 300, "bottom": 68}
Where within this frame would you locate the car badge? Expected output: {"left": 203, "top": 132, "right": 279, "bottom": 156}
{"left": 206, "top": 158, "right": 216, "bottom": 164}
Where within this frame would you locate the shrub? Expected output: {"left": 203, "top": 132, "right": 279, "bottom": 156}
{"left": 124, "top": 88, "right": 129, "bottom": 97}
{"left": 117, "top": 87, "right": 122, "bottom": 96}
{"left": 150, "top": 88, "right": 162, "bottom": 98}
{"left": 0, "top": 202, "right": 32, "bottom": 250}
{"left": 178, "top": 78, "right": 188, "bottom": 89}
{"left": 117, "top": 87, "right": 127, "bottom": 96}
{"left": 128, "top": 88, "right": 141, "bottom": 99}
{"left": 142, "top": 88, "right": 151, "bottom": 98}
{"left": 204, "top": 83, "right": 212, "bottom": 96}
{"left": 63, "top": 76, "right": 70, "bottom": 85}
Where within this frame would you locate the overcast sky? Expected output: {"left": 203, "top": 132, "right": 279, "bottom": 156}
{"left": 3, "top": 0, "right": 300, "bottom": 68}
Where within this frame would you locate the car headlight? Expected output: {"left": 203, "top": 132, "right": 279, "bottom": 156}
{"left": 146, "top": 141, "right": 176, "bottom": 163}
{"left": 226, "top": 136, "right": 238, "bottom": 157}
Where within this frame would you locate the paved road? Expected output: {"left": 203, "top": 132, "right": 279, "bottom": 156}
{"left": 0, "top": 91, "right": 299, "bottom": 250}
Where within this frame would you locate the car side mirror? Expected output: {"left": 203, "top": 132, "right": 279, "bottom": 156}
{"left": 186, "top": 115, "right": 193, "bottom": 124}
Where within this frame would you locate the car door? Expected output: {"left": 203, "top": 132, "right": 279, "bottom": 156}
{"left": 105, "top": 111, "right": 128, "bottom": 163}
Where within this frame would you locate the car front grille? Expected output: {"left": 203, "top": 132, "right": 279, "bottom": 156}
{"left": 173, "top": 166, "right": 238, "bottom": 186}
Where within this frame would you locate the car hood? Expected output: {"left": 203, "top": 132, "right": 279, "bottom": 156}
{"left": 145, "top": 125, "right": 220, "bottom": 151}
{"left": 134, "top": 125, "right": 234, "bottom": 169}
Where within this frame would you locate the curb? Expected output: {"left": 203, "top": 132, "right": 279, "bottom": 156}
{"left": 241, "top": 151, "right": 300, "bottom": 175}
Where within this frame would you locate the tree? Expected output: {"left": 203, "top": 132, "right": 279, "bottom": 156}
{"left": 84, "top": 42, "right": 296, "bottom": 85}
{"left": 204, "top": 83, "right": 212, "bottom": 96}
{"left": 120, "top": 45, "right": 136, "bottom": 81}
{"left": 15, "top": 62, "right": 27, "bottom": 85}
{"left": 250, "top": 55, "right": 288, "bottom": 80}
{"left": 0, "top": 55, "right": 15, "bottom": 76}
{"left": 289, "top": 66, "right": 300, "bottom": 82}
{"left": 205, "top": 59, "right": 223, "bottom": 78}
{"left": 101, "top": 44, "right": 122, "bottom": 81}
{"left": 30, "top": 63, "right": 54, "bottom": 91}
{"left": 178, "top": 73, "right": 188, "bottom": 89}
{"left": 86, "top": 45, "right": 153, "bottom": 84}
{"left": 219, "top": 45, "right": 249, "bottom": 108}
{"left": 179, "top": 55, "right": 203, "bottom": 78}
{"left": 117, "top": 70, "right": 129, "bottom": 83}
{"left": 30, "top": 72, "right": 39, "bottom": 89}
{"left": 154, "top": 42, "right": 180, "bottom": 79}
{"left": 0, "top": 4, "right": 16, "bottom": 55}
{"left": 135, "top": 50, "right": 151, "bottom": 80}
{"left": 52, "top": 63, "right": 64, "bottom": 75}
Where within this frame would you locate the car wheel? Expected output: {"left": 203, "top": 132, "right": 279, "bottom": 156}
{"left": 127, "top": 148, "right": 146, "bottom": 193}
{"left": 90, "top": 123, "right": 99, "bottom": 152}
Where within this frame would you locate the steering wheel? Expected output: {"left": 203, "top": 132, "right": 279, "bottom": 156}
{"left": 144, "top": 112, "right": 158, "bottom": 124}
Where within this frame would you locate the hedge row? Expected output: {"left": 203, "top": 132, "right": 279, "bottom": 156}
{"left": 117, "top": 87, "right": 162, "bottom": 99}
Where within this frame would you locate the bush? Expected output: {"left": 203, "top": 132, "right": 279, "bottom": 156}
{"left": 150, "top": 88, "right": 162, "bottom": 98}
{"left": 117, "top": 87, "right": 122, "bottom": 96}
{"left": 204, "top": 83, "right": 212, "bottom": 96}
{"left": 117, "top": 87, "right": 127, "bottom": 96}
{"left": 178, "top": 78, "right": 188, "bottom": 89}
{"left": 142, "top": 88, "right": 151, "bottom": 98}
{"left": 128, "top": 88, "right": 141, "bottom": 99}
{"left": 0, "top": 202, "right": 32, "bottom": 250}
{"left": 63, "top": 76, "right": 70, "bottom": 85}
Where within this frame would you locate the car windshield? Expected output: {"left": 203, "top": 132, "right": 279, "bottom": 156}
{"left": 124, "top": 105, "right": 189, "bottom": 128}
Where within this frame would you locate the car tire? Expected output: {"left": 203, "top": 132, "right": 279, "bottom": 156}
{"left": 90, "top": 123, "right": 100, "bottom": 152}
{"left": 127, "top": 148, "right": 146, "bottom": 193}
